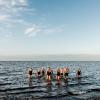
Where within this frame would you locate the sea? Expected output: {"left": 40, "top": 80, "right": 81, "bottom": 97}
{"left": 0, "top": 61, "right": 100, "bottom": 100}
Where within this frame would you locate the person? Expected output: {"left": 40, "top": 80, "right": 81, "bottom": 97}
{"left": 60, "top": 68, "right": 63, "bottom": 78}
{"left": 47, "top": 67, "right": 52, "bottom": 81}
{"left": 28, "top": 68, "right": 33, "bottom": 79}
{"left": 37, "top": 69, "right": 41, "bottom": 78}
{"left": 56, "top": 68, "right": 61, "bottom": 80}
{"left": 41, "top": 67, "right": 46, "bottom": 77}
{"left": 63, "top": 67, "right": 69, "bottom": 79}
{"left": 76, "top": 68, "right": 81, "bottom": 78}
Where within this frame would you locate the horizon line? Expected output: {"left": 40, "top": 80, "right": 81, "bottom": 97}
{"left": 0, "top": 54, "right": 100, "bottom": 56}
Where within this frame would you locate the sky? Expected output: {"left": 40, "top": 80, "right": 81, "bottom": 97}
{"left": 0, "top": 0, "right": 100, "bottom": 60}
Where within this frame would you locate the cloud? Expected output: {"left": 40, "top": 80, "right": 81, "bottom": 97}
{"left": 25, "top": 24, "right": 41, "bottom": 37}
{"left": 0, "top": 0, "right": 28, "bottom": 7}
{"left": 0, "top": 15, "right": 10, "bottom": 21}
{"left": 24, "top": 24, "right": 65, "bottom": 37}
{"left": 0, "top": 0, "right": 65, "bottom": 38}
{"left": 0, "top": 0, "right": 36, "bottom": 38}
{"left": 0, "top": 0, "right": 29, "bottom": 18}
{"left": 0, "top": 0, "right": 34, "bottom": 21}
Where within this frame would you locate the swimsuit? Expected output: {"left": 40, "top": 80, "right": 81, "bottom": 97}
{"left": 38, "top": 71, "right": 41, "bottom": 76}
{"left": 77, "top": 71, "right": 81, "bottom": 75}
{"left": 29, "top": 70, "right": 32, "bottom": 75}
{"left": 42, "top": 70, "right": 45, "bottom": 75}
{"left": 61, "top": 73, "right": 63, "bottom": 76}
{"left": 57, "top": 72, "right": 60, "bottom": 76}
{"left": 47, "top": 71, "right": 51, "bottom": 76}
{"left": 64, "top": 73, "right": 68, "bottom": 76}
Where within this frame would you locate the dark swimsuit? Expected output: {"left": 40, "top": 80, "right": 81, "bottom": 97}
{"left": 47, "top": 71, "right": 51, "bottom": 76}
{"left": 57, "top": 72, "right": 60, "bottom": 76}
{"left": 64, "top": 73, "right": 68, "bottom": 76}
{"left": 38, "top": 71, "right": 41, "bottom": 76}
{"left": 29, "top": 70, "right": 32, "bottom": 75}
{"left": 77, "top": 71, "right": 81, "bottom": 75}
{"left": 61, "top": 73, "right": 63, "bottom": 76}
{"left": 42, "top": 70, "right": 45, "bottom": 76}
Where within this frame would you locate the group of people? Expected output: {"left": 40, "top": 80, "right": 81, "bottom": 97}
{"left": 28, "top": 67, "right": 81, "bottom": 81}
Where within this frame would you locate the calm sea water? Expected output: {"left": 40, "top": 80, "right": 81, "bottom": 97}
{"left": 0, "top": 61, "right": 100, "bottom": 100}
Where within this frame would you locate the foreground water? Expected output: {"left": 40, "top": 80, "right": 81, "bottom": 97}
{"left": 0, "top": 61, "right": 100, "bottom": 100}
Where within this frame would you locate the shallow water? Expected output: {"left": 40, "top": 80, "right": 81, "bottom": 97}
{"left": 0, "top": 61, "right": 100, "bottom": 100}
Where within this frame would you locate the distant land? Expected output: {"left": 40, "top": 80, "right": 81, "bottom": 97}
{"left": 0, "top": 54, "right": 100, "bottom": 61}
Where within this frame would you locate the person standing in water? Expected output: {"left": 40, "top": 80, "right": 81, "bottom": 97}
{"left": 60, "top": 68, "right": 63, "bottom": 78}
{"left": 56, "top": 68, "right": 61, "bottom": 80}
{"left": 28, "top": 68, "right": 33, "bottom": 79}
{"left": 63, "top": 67, "right": 69, "bottom": 79}
{"left": 41, "top": 67, "right": 46, "bottom": 77}
{"left": 76, "top": 68, "right": 81, "bottom": 78}
{"left": 37, "top": 69, "right": 41, "bottom": 78}
{"left": 47, "top": 67, "right": 52, "bottom": 81}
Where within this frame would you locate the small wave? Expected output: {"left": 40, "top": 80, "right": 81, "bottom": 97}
{"left": 70, "top": 75, "right": 90, "bottom": 81}
{"left": 68, "top": 91, "right": 86, "bottom": 95}
{"left": 0, "top": 82, "right": 11, "bottom": 86}
{"left": 7, "top": 90, "right": 46, "bottom": 95}
{"left": 0, "top": 73, "right": 8, "bottom": 76}
{"left": 92, "top": 88, "right": 100, "bottom": 91}
{"left": 87, "top": 88, "right": 100, "bottom": 93}
{"left": 68, "top": 82, "right": 92, "bottom": 87}
{"left": 0, "top": 85, "right": 45, "bottom": 92}
{"left": 68, "top": 86, "right": 100, "bottom": 96}
{"left": 34, "top": 93, "right": 68, "bottom": 99}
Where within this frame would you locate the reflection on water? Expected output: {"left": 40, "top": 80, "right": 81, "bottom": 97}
{"left": 64, "top": 78, "right": 68, "bottom": 86}
{"left": 77, "top": 77, "right": 81, "bottom": 85}
{"left": 29, "top": 78, "right": 32, "bottom": 87}
{"left": 56, "top": 83, "right": 62, "bottom": 95}
{"left": 56, "top": 80, "right": 62, "bottom": 86}
{"left": 0, "top": 61, "right": 100, "bottom": 100}
{"left": 47, "top": 80, "right": 52, "bottom": 85}
{"left": 46, "top": 83, "right": 52, "bottom": 96}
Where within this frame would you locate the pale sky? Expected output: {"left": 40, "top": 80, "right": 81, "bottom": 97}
{"left": 0, "top": 0, "right": 100, "bottom": 60}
